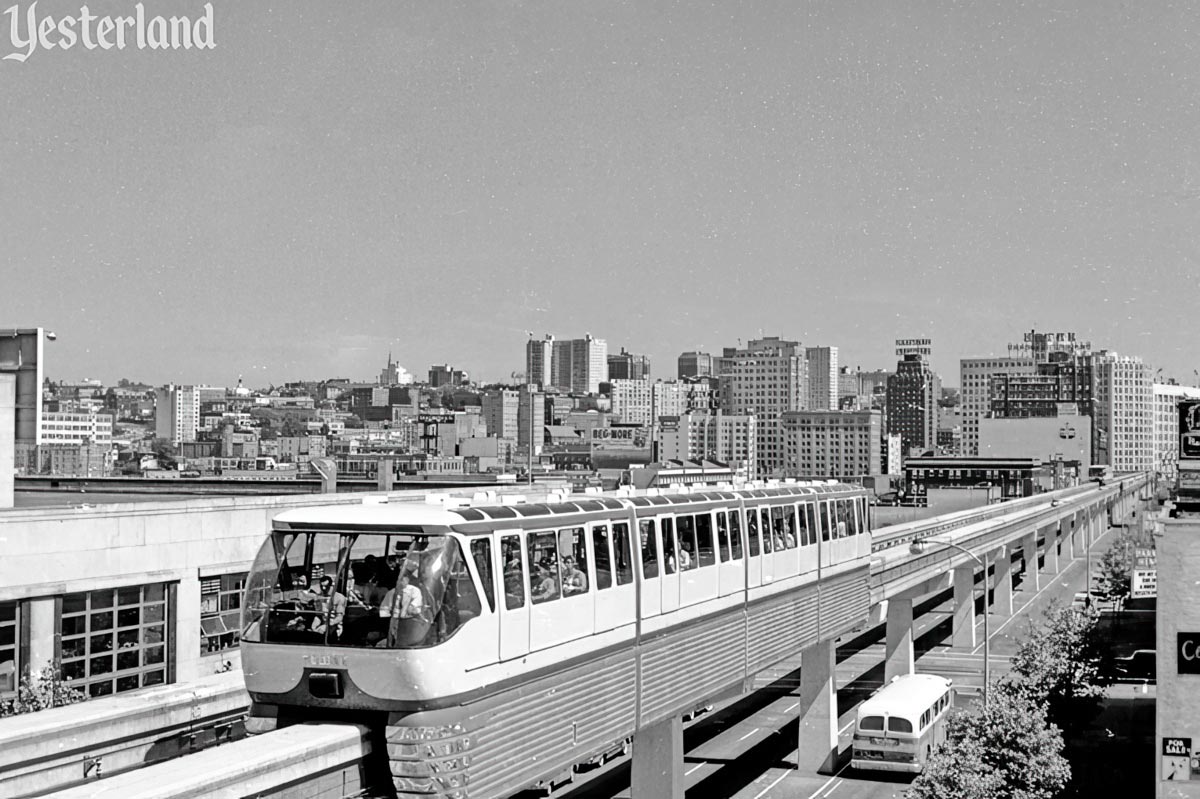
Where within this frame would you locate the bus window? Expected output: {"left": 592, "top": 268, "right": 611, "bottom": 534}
{"left": 859, "top": 716, "right": 884, "bottom": 732}
{"left": 613, "top": 523, "right": 633, "bottom": 585}
{"left": 469, "top": 539, "right": 495, "bottom": 613}
{"left": 592, "top": 525, "right": 613, "bottom": 590}
{"left": 501, "top": 535, "right": 525, "bottom": 610}
{"left": 696, "top": 513, "right": 716, "bottom": 566}
{"left": 730, "top": 508, "right": 745, "bottom": 558}
{"left": 888, "top": 717, "right": 913, "bottom": 734}
{"left": 640, "top": 519, "right": 659, "bottom": 579}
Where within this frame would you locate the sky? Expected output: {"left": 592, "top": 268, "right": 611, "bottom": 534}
{"left": 3, "top": 0, "right": 1199, "bottom": 388}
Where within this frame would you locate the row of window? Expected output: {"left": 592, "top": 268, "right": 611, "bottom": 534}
{"left": 473, "top": 499, "right": 867, "bottom": 610}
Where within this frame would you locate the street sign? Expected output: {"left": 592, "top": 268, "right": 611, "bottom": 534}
{"left": 1164, "top": 737, "right": 1192, "bottom": 781}
{"left": 1131, "top": 569, "right": 1158, "bottom": 599}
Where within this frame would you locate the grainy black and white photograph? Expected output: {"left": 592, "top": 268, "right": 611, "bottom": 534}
{"left": 0, "top": 1, "right": 1194, "bottom": 797}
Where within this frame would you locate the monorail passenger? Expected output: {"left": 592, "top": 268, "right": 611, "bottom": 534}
{"left": 309, "top": 576, "right": 347, "bottom": 636}
{"left": 532, "top": 564, "right": 559, "bottom": 602}
{"left": 661, "top": 519, "right": 678, "bottom": 574}
{"left": 678, "top": 540, "right": 693, "bottom": 570}
{"left": 562, "top": 556, "right": 587, "bottom": 595}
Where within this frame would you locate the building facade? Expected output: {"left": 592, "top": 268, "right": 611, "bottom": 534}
{"left": 525, "top": 335, "right": 553, "bottom": 389}
{"left": 607, "top": 348, "right": 650, "bottom": 381}
{"left": 677, "top": 351, "right": 713, "bottom": 380}
{"left": 1154, "top": 383, "right": 1200, "bottom": 481}
{"left": 1093, "top": 352, "right": 1154, "bottom": 472}
{"left": 39, "top": 410, "right": 114, "bottom": 447}
{"left": 959, "top": 356, "right": 1035, "bottom": 457}
{"left": 609, "top": 379, "right": 653, "bottom": 426}
{"left": 154, "top": 385, "right": 200, "bottom": 445}
{"left": 725, "top": 337, "right": 809, "bottom": 477}
{"left": 886, "top": 355, "right": 941, "bottom": 457}
{"left": 804, "top": 346, "right": 839, "bottom": 411}
{"left": 657, "top": 411, "right": 757, "bottom": 478}
{"left": 780, "top": 409, "right": 881, "bottom": 480}
{"left": 481, "top": 390, "right": 520, "bottom": 440}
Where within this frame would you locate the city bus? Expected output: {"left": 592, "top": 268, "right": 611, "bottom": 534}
{"left": 851, "top": 673, "right": 954, "bottom": 773}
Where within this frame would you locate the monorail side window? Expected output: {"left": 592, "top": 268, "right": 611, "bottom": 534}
{"left": 696, "top": 513, "right": 716, "bottom": 566}
{"left": 676, "top": 515, "right": 697, "bottom": 568}
{"left": 661, "top": 517, "right": 678, "bottom": 574}
{"left": 640, "top": 519, "right": 659, "bottom": 579}
{"left": 502, "top": 535, "right": 525, "bottom": 609}
{"left": 529, "top": 532, "right": 561, "bottom": 604}
{"left": 0, "top": 601, "right": 18, "bottom": 695}
{"left": 757, "top": 509, "right": 772, "bottom": 553}
{"left": 804, "top": 504, "right": 818, "bottom": 545}
{"left": 559, "top": 527, "right": 588, "bottom": 596}
{"left": 821, "top": 503, "right": 832, "bottom": 542}
{"left": 613, "top": 522, "right": 634, "bottom": 585}
{"left": 796, "top": 503, "right": 811, "bottom": 546}
{"left": 592, "top": 525, "right": 613, "bottom": 590}
{"left": 730, "top": 509, "right": 745, "bottom": 559}
{"left": 470, "top": 539, "right": 496, "bottom": 613}
{"left": 835, "top": 502, "right": 849, "bottom": 538}
{"left": 746, "top": 508, "right": 760, "bottom": 556}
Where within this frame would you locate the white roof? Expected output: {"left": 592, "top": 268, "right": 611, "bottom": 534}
{"left": 857, "top": 673, "right": 952, "bottom": 718}
{"left": 273, "top": 502, "right": 466, "bottom": 528}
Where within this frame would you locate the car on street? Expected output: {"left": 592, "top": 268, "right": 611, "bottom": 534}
{"left": 1112, "top": 649, "right": 1156, "bottom": 682}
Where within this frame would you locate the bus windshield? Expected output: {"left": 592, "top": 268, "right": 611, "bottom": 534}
{"left": 240, "top": 530, "right": 483, "bottom": 649}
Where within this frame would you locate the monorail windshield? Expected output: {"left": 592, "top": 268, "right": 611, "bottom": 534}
{"left": 240, "top": 530, "right": 483, "bottom": 649}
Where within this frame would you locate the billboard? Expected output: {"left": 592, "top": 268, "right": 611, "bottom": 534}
{"left": 1180, "top": 400, "right": 1200, "bottom": 461}
{"left": 1131, "top": 569, "right": 1158, "bottom": 599}
{"left": 894, "top": 338, "right": 932, "bottom": 357}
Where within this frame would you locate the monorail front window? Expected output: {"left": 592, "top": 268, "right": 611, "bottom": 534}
{"left": 241, "top": 531, "right": 482, "bottom": 649}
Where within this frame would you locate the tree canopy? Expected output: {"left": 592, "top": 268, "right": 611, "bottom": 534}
{"left": 1096, "top": 528, "right": 1138, "bottom": 604}
{"left": 908, "top": 689, "right": 1070, "bottom": 799}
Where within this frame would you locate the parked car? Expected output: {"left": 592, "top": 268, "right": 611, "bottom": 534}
{"left": 1112, "top": 649, "right": 1156, "bottom": 682}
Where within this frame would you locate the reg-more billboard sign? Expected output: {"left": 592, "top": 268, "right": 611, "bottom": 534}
{"left": 1180, "top": 400, "right": 1200, "bottom": 460}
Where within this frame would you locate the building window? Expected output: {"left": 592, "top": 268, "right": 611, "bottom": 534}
{"left": 201, "top": 574, "right": 245, "bottom": 656}
{"left": 0, "top": 601, "right": 17, "bottom": 695}
{"left": 60, "top": 583, "right": 171, "bottom": 698}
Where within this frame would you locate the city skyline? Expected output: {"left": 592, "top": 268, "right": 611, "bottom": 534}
{"left": 4, "top": 1, "right": 1198, "bottom": 386}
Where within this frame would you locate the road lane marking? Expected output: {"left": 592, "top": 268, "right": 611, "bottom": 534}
{"left": 804, "top": 763, "right": 851, "bottom": 799}
{"left": 751, "top": 769, "right": 791, "bottom": 799}
{"left": 821, "top": 778, "right": 843, "bottom": 797}
{"left": 686, "top": 761, "right": 706, "bottom": 775}
{"left": 783, "top": 700, "right": 799, "bottom": 713}
{"left": 738, "top": 727, "right": 760, "bottom": 741}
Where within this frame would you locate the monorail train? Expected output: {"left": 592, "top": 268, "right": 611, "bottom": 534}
{"left": 240, "top": 480, "right": 873, "bottom": 798}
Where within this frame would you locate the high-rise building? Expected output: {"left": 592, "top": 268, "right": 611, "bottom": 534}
{"left": 608, "top": 348, "right": 651, "bottom": 381}
{"left": 780, "top": 409, "right": 882, "bottom": 480}
{"left": 481, "top": 389, "right": 520, "bottom": 440}
{"left": 1154, "top": 383, "right": 1200, "bottom": 481}
{"left": 725, "top": 337, "right": 809, "bottom": 477}
{"left": 525, "top": 335, "right": 553, "bottom": 389}
{"left": 154, "top": 385, "right": 200, "bottom": 445}
{"left": 805, "top": 346, "right": 838, "bottom": 411}
{"left": 517, "top": 388, "right": 546, "bottom": 454}
{"left": 1093, "top": 352, "right": 1153, "bottom": 471}
{"left": 886, "top": 355, "right": 941, "bottom": 457}
{"left": 677, "top": 351, "right": 713, "bottom": 380}
{"left": 533, "top": 333, "right": 608, "bottom": 394}
{"left": 657, "top": 411, "right": 757, "bottom": 478}
{"left": 959, "top": 357, "right": 1035, "bottom": 456}
{"left": 429, "top": 365, "right": 468, "bottom": 388}
{"left": 569, "top": 335, "right": 608, "bottom": 394}
{"left": 609, "top": 379, "right": 653, "bottom": 426}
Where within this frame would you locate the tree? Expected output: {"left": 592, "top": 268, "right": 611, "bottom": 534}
{"left": 908, "top": 689, "right": 1070, "bottom": 799}
{"left": 1004, "top": 601, "right": 1108, "bottom": 731}
{"left": 0, "top": 663, "right": 86, "bottom": 718}
{"left": 149, "top": 437, "right": 178, "bottom": 469}
{"left": 1097, "top": 528, "right": 1138, "bottom": 606}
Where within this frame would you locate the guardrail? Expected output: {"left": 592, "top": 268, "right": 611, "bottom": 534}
{"left": 0, "top": 671, "right": 247, "bottom": 798}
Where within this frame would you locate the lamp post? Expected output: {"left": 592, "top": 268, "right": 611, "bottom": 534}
{"left": 910, "top": 538, "right": 991, "bottom": 708}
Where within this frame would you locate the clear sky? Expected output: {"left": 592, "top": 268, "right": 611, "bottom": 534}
{"left": 3, "top": 0, "right": 1198, "bottom": 388}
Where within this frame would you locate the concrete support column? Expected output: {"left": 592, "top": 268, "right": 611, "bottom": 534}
{"left": 992, "top": 546, "right": 1013, "bottom": 618}
{"left": 1042, "top": 524, "right": 1059, "bottom": 574}
{"left": 1069, "top": 513, "right": 1080, "bottom": 559}
{"left": 798, "top": 638, "right": 839, "bottom": 774}
{"left": 952, "top": 565, "right": 977, "bottom": 648}
{"left": 884, "top": 597, "right": 915, "bottom": 683}
{"left": 26, "top": 597, "right": 57, "bottom": 673}
{"left": 632, "top": 716, "right": 684, "bottom": 799}
{"left": 867, "top": 599, "right": 888, "bottom": 628}
{"left": 1021, "top": 532, "right": 1039, "bottom": 592}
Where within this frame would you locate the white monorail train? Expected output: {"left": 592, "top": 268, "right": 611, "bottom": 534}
{"left": 241, "top": 481, "right": 873, "bottom": 798}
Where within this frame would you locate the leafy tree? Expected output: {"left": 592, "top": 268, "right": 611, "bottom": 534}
{"left": 342, "top": 414, "right": 365, "bottom": 429}
{"left": 1097, "top": 528, "right": 1138, "bottom": 605}
{"left": 0, "top": 663, "right": 86, "bottom": 718}
{"left": 908, "top": 689, "right": 1070, "bottom": 799}
{"left": 1003, "top": 601, "right": 1108, "bottom": 731}
{"left": 149, "top": 437, "right": 178, "bottom": 469}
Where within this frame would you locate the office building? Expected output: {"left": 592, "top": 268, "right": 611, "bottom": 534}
{"left": 429, "top": 364, "right": 468, "bottom": 388}
{"left": 725, "top": 337, "right": 809, "bottom": 477}
{"left": 1153, "top": 383, "right": 1200, "bottom": 481}
{"left": 1093, "top": 352, "right": 1153, "bottom": 472}
{"left": 607, "top": 348, "right": 651, "bottom": 381}
{"left": 805, "top": 346, "right": 839, "bottom": 411}
{"left": 517, "top": 388, "right": 545, "bottom": 454}
{"left": 39, "top": 411, "right": 114, "bottom": 447}
{"left": 959, "top": 356, "right": 1035, "bottom": 456}
{"left": 677, "top": 351, "right": 713, "bottom": 380}
{"left": 609, "top": 379, "right": 653, "bottom": 426}
{"left": 886, "top": 355, "right": 941, "bottom": 457}
{"left": 481, "top": 389, "right": 520, "bottom": 440}
{"left": 657, "top": 411, "right": 757, "bottom": 478}
{"left": 780, "top": 409, "right": 882, "bottom": 480}
{"left": 154, "top": 385, "right": 200, "bottom": 445}
{"left": 525, "top": 334, "right": 553, "bottom": 389}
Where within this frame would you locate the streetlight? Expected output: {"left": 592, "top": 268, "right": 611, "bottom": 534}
{"left": 910, "top": 537, "right": 991, "bottom": 708}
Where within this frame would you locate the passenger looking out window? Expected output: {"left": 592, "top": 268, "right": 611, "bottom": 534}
{"left": 502, "top": 535, "right": 525, "bottom": 610}
{"left": 661, "top": 518, "right": 678, "bottom": 574}
{"left": 531, "top": 563, "right": 559, "bottom": 603}
{"left": 696, "top": 512, "right": 716, "bottom": 566}
{"left": 640, "top": 520, "right": 659, "bottom": 579}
